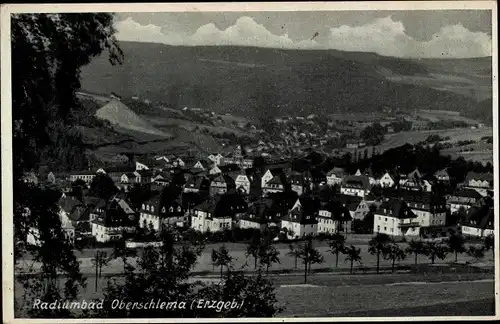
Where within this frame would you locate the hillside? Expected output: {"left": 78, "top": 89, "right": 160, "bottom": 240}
{"left": 80, "top": 42, "right": 492, "bottom": 122}
{"left": 95, "top": 99, "right": 172, "bottom": 137}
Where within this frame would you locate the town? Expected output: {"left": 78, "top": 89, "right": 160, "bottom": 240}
{"left": 22, "top": 140, "right": 494, "bottom": 249}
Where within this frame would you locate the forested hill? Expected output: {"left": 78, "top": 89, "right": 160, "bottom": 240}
{"left": 80, "top": 42, "right": 492, "bottom": 122}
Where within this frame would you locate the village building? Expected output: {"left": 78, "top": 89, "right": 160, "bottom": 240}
{"left": 434, "top": 169, "right": 451, "bottom": 182}
{"left": 69, "top": 170, "right": 96, "bottom": 184}
{"left": 317, "top": 201, "right": 352, "bottom": 234}
{"left": 326, "top": 167, "right": 347, "bottom": 186}
{"left": 262, "top": 174, "right": 288, "bottom": 196}
{"left": 135, "top": 161, "right": 150, "bottom": 171}
{"left": 139, "top": 195, "right": 186, "bottom": 231}
{"left": 91, "top": 198, "right": 137, "bottom": 242}
{"left": 184, "top": 176, "right": 210, "bottom": 193}
{"left": 288, "top": 171, "right": 308, "bottom": 196}
{"left": 207, "top": 153, "right": 224, "bottom": 166}
{"left": 335, "top": 194, "right": 370, "bottom": 221}
{"left": 463, "top": 171, "right": 494, "bottom": 197}
{"left": 340, "top": 175, "right": 371, "bottom": 197}
{"left": 209, "top": 174, "right": 235, "bottom": 196}
{"left": 190, "top": 198, "right": 233, "bottom": 233}
{"left": 447, "top": 188, "right": 484, "bottom": 214}
{"left": 235, "top": 174, "right": 252, "bottom": 194}
{"left": 378, "top": 171, "right": 396, "bottom": 188}
{"left": 209, "top": 165, "right": 222, "bottom": 175}
{"left": 373, "top": 199, "right": 418, "bottom": 236}
{"left": 461, "top": 205, "right": 494, "bottom": 238}
{"left": 281, "top": 197, "right": 319, "bottom": 238}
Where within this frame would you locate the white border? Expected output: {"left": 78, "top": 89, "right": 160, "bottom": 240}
{"left": 1, "top": 1, "right": 498, "bottom": 323}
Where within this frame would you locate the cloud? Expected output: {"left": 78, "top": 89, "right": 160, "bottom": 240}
{"left": 114, "top": 16, "right": 491, "bottom": 58}
{"left": 326, "top": 16, "right": 492, "bottom": 58}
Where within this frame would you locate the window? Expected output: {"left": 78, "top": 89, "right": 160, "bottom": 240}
{"left": 385, "top": 218, "right": 387, "bottom": 222}
{"left": 384, "top": 227, "right": 387, "bottom": 231}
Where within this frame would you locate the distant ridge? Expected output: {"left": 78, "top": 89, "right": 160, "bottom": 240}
{"left": 95, "top": 99, "right": 172, "bottom": 138}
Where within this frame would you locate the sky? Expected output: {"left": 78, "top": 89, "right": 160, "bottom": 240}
{"left": 114, "top": 11, "right": 492, "bottom": 58}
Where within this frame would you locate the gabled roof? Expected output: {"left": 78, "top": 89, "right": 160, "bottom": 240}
{"left": 334, "top": 194, "right": 363, "bottom": 212}
{"left": 342, "top": 175, "right": 371, "bottom": 190}
{"left": 465, "top": 171, "right": 493, "bottom": 183}
{"left": 327, "top": 167, "right": 346, "bottom": 176}
{"left": 449, "top": 188, "right": 483, "bottom": 200}
{"left": 265, "top": 174, "right": 287, "bottom": 187}
{"left": 463, "top": 205, "right": 494, "bottom": 229}
{"left": 93, "top": 198, "right": 137, "bottom": 227}
{"left": 376, "top": 199, "right": 416, "bottom": 219}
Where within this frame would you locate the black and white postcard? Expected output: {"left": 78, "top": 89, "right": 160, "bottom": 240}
{"left": 1, "top": 1, "right": 498, "bottom": 322}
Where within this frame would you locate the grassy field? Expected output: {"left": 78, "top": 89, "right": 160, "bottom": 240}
{"left": 14, "top": 270, "right": 494, "bottom": 317}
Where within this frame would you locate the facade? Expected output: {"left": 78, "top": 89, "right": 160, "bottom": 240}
{"left": 235, "top": 174, "right": 251, "bottom": 194}
{"left": 281, "top": 197, "right": 319, "bottom": 238}
{"left": 317, "top": 201, "right": 351, "bottom": 234}
{"left": 373, "top": 199, "right": 418, "bottom": 236}
{"left": 190, "top": 199, "right": 232, "bottom": 233}
{"left": 463, "top": 172, "right": 494, "bottom": 197}
{"left": 69, "top": 171, "right": 96, "bottom": 184}
{"left": 208, "top": 153, "right": 224, "bottom": 166}
{"left": 135, "top": 161, "right": 150, "bottom": 171}
{"left": 262, "top": 175, "right": 287, "bottom": 196}
{"left": 139, "top": 195, "right": 186, "bottom": 231}
{"left": 447, "top": 188, "right": 484, "bottom": 214}
{"left": 378, "top": 172, "right": 396, "bottom": 188}
{"left": 326, "top": 167, "right": 346, "bottom": 186}
{"left": 340, "top": 175, "right": 371, "bottom": 197}
{"left": 461, "top": 205, "right": 494, "bottom": 238}
{"left": 91, "top": 198, "right": 137, "bottom": 243}
{"left": 209, "top": 175, "right": 234, "bottom": 196}
{"left": 184, "top": 176, "right": 210, "bottom": 193}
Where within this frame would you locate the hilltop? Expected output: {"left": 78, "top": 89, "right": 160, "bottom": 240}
{"left": 80, "top": 42, "right": 492, "bottom": 123}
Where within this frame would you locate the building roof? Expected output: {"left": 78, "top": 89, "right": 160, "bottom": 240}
{"left": 463, "top": 205, "right": 494, "bottom": 230}
{"left": 342, "top": 175, "right": 371, "bottom": 190}
{"left": 92, "top": 198, "right": 137, "bottom": 227}
{"left": 334, "top": 194, "right": 363, "bottom": 212}
{"left": 375, "top": 199, "right": 416, "bottom": 219}
{"left": 465, "top": 171, "right": 494, "bottom": 183}
{"left": 327, "top": 167, "right": 346, "bottom": 177}
{"left": 449, "top": 188, "right": 484, "bottom": 200}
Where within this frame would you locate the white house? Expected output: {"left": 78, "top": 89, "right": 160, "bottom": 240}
{"left": 135, "top": 161, "right": 150, "bottom": 171}
{"left": 317, "top": 201, "right": 351, "bottom": 234}
{"left": 447, "top": 188, "right": 483, "bottom": 214}
{"left": 91, "top": 199, "right": 136, "bottom": 243}
{"left": 461, "top": 205, "right": 494, "bottom": 238}
{"left": 261, "top": 169, "right": 275, "bottom": 188}
{"left": 235, "top": 174, "right": 251, "bottom": 194}
{"left": 373, "top": 199, "right": 419, "bottom": 236}
{"left": 69, "top": 171, "right": 96, "bottom": 184}
{"left": 262, "top": 175, "right": 286, "bottom": 196}
{"left": 340, "top": 175, "right": 371, "bottom": 197}
{"left": 463, "top": 171, "right": 494, "bottom": 197}
{"left": 209, "top": 165, "right": 222, "bottom": 175}
{"left": 378, "top": 172, "right": 396, "bottom": 188}
{"left": 326, "top": 167, "right": 346, "bottom": 186}
{"left": 190, "top": 199, "right": 232, "bottom": 233}
{"left": 139, "top": 195, "right": 186, "bottom": 231}
{"left": 400, "top": 192, "right": 447, "bottom": 228}
{"left": 208, "top": 153, "right": 224, "bottom": 166}
{"left": 281, "top": 197, "right": 319, "bottom": 238}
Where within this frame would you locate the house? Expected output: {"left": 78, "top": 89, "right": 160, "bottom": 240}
{"left": 209, "top": 165, "right": 222, "bottom": 175}
{"left": 235, "top": 174, "right": 252, "bottom": 194}
{"left": 135, "top": 169, "right": 155, "bottom": 184}
{"left": 463, "top": 172, "right": 494, "bottom": 197}
{"left": 261, "top": 168, "right": 287, "bottom": 188}
{"left": 190, "top": 197, "right": 233, "bottom": 233}
{"left": 139, "top": 195, "right": 186, "bottom": 231}
{"left": 208, "top": 153, "right": 224, "bottom": 166}
{"left": 281, "top": 197, "right": 320, "bottom": 238}
{"left": 69, "top": 171, "right": 96, "bottom": 184}
{"left": 378, "top": 172, "right": 396, "bottom": 188}
{"left": 262, "top": 174, "right": 288, "bottom": 196}
{"left": 399, "top": 168, "right": 426, "bottom": 191}
{"left": 91, "top": 198, "right": 137, "bottom": 243}
{"left": 209, "top": 174, "right": 235, "bottom": 196}
{"left": 346, "top": 140, "right": 366, "bottom": 149}
{"left": 239, "top": 199, "right": 279, "bottom": 230}
{"left": 447, "top": 188, "right": 484, "bottom": 214}
{"left": 172, "top": 157, "right": 186, "bottom": 168}
{"left": 326, "top": 167, "right": 347, "bottom": 186}
{"left": 335, "top": 195, "right": 370, "bottom": 221}
{"left": 461, "top": 205, "right": 494, "bottom": 238}
{"left": 65, "top": 196, "right": 104, "bottom": 238}
{"left": 151, "top": 172, "right": 171, "bottom": 187}
{"left": 184, "top": 176, "right": 210, "bottom": 193}
{"left": 120, "top": 172, "right": 139, "bottom": 185}
{"left": 288, "top": 171, "right": 308, "bottom": 196}
{"left": 434, "top": 169, "right": 450, "bottom": 182}
{"left": 192, "top": 159, "right": 211, "bottom": 171}
{"left": 26, "top": 199, "right": 77, "bottom": 246}
{"left": 317, "top": 201, "right": 352, "bottom": 234}
{"left": 373, "top": 199, "right": 418, "bottom": 236}
{"left": 135, "top": 161, "right": 150, "bottom": 171}
{"left": 398, "top": 192, "right": 448, "bottom": 228}
{"left": 340, "top": 175, "right": 371, "bottom": 197}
